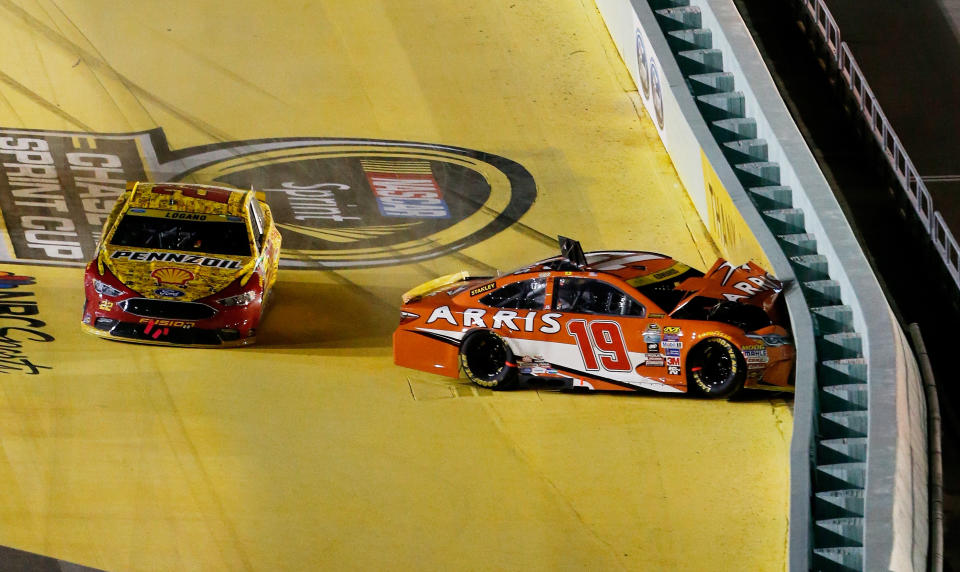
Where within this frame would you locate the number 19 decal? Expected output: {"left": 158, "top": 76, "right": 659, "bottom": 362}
{"left": 567, "top": 319, "right": 632, "bottom": 371}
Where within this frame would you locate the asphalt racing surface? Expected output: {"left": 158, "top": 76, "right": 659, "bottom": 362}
{"left": 0, "top": 1, "right": 791, "bottom": 570}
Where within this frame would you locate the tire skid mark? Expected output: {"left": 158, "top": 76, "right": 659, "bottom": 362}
{"left": 142, "top": 352, "right": 253, "bottom": 571}
{"left": 43, "top": 0, "right": 153, "bottom": 130}
{"left": 0, "top": 69, "right": 92, "bottom": 130}
{"left": 442, "top": 182, "right": 556, "bottom": 249}
{"left": 279, "top": 159, "right": 511, "bottom": 277}
{"left": 49, "top": 0, "right": 285, "bottom": 113}
{"left": 324, "top": 268, "right": 398, "bottom": 313}
{"left": 0, "top": 0, "right": 234, "bottom": 143}
{"left": 0, "top": 78, "right": 26, "bottom": 125}
{"left": 152, "top": 32, "right": 287, "bottom": 106}
{"left": 479, "top": 399, "right": 627, "bottom": 568}
{"left": 24, "top": 1, "right": 62, "bottom": 118}
{"left": 416, "top": 237, "right": 500, "bottom": 276}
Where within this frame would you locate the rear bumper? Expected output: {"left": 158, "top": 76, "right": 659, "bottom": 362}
{"left": 392, "top": 328, "right": 460, "bottom": 377}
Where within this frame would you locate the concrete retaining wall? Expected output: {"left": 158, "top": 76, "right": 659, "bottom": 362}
{"left": 594, "top": 0, "right": 927, "bottom": 568}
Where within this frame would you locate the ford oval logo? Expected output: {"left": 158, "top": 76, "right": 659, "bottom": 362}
{"left": 154, "top": 288, "right": 184, "bottom": 298}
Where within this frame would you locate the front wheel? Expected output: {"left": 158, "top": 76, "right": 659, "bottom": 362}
{"left": 686, "top": 337, "right": 746, "bottom": 398}
{"left": 459, "top": 330, "right": 518, "bottom": 390}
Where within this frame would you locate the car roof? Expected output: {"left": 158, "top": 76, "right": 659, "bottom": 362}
{"left": 126, "top": 182, "right": 251, "bottom": 218}
{"left": 514, "top": 250, "right": 687, "bottom": 283}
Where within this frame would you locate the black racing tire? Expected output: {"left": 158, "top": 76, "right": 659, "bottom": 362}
{"left": 686, "top": 337, "right": 746, "bottom": 398}
{"left": 459, "top": 330, "right": 518, "bottom": 390}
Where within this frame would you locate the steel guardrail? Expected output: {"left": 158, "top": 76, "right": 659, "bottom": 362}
{"left": 795, "top": 0, "right": 960, "bottom": 290}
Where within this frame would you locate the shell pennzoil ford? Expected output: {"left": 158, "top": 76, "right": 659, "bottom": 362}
{"left": 81, "top": 182, "right": 281, "bottom": 347}
{"left": 393, "top": 237, "right": 795, "bottom": 398}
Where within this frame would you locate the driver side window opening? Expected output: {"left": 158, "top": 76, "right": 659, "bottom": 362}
{"left": 480, "top": 278, "right": 547, "bottom": 310}
{"left": 249, "top": 199, "right": 266, "bottom": 250}
{"left": 553, "top": 277, "right": 646, "bottom": 317}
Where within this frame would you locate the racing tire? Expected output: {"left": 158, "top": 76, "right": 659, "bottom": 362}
{"left": 459, "top": 330, "right": 518, "bottom": 390}
{"left": 686, "top": 337, "right": 746, "bottom": 398}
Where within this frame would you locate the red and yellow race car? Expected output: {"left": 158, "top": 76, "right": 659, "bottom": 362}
{"left": 81, "top": 182, "right": 281, "bottom": 347}
{"left": 393, "top": 237, "right": 794, "bottom": 397}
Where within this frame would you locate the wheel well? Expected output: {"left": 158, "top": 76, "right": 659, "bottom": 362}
{"left": 706, "top": 301, "right": 771, "bottom": 332}
{"left": 461, "top": 329, "right": 514, "bottom": 353}
{"left": 458, "top": 328, "right": 519, "bottom": 390}
{"left": 686, "top": 336, "right": 747, "bottom": 397}
{"left": 688, "top": 336, "right": 744, "bottom": 360}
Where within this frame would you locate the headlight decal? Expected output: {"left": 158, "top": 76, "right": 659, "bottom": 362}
{"left": 93, "top": 279, "right": 123, "bottom": 298}
{"left": 217, "top": 290, "right": 257, "bottom": 307}
{"left": 745, "top": 333, "right": 791, "bottom": 347}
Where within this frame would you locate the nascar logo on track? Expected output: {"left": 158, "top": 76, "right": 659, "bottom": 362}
{"left": 0, "top": 128, "right": 537, "bottom": 269}
{"left": 361, "top": 159, "right": 450, "bottom": 219}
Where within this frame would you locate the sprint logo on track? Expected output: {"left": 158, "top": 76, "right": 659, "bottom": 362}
{"left": 0, "top": 128, "right": 537, "bottom": 269}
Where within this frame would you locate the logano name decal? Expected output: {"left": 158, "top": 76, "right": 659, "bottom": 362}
{"left": 110, "top": 251, "right": 242, "bottom": 268}
{"left": 0, "top": 271, "right": 53, "bottom": 374}
{"left": 426, "top": 305, "right": 562, "bottom": 334}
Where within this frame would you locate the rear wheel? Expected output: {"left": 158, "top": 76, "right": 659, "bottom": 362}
{"left": 459, "top": 330, "right": 518, "bottom": 390}
{"left": 686, "top": 337, "right": 746, "bottom": 398}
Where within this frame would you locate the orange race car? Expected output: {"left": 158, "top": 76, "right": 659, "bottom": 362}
{"left": 393, "top": 237, "right": 794, "bottom": 397}
{"left": 81, "top": 182, "right": 281, "bottom": 347}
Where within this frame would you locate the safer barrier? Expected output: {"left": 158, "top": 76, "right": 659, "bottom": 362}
{"left": 795, "top": 0, "right": 960, "bottom": 291}
{"left": 594, "top": 0, "right": 927, "bottom": 569}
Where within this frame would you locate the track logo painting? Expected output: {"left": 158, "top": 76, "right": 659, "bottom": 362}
{"left": 0, "top": 128, "right": 537, "bottom": 268}
{"left": 0, "top": 269, "right": 53, "bottom": 374}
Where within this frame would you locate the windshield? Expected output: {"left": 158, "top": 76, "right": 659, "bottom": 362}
{"left": 110, "top": 211, "right": 251, "bottom": 256}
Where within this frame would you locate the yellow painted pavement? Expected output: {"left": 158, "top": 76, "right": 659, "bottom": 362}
{"left": 0, "top": 0, "right": 791, "bottom": 570}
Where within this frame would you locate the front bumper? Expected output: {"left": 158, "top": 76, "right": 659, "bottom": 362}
{"left": 82, "top": 293, "right": 260, "bottom": 348}
{"left": 81, "top": 318, "right": 254, "bottom": 348}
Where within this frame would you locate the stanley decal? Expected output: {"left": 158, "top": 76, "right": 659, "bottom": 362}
{"left": 469, "top": 282, "right": 496, "bottom": 297}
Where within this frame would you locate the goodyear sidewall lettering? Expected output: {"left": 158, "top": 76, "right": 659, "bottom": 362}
{"left": 691, "top": 336, "right": 738, "bottom": 393}
{"left": 459, "top": 330, "right": 510, "bottom": 388}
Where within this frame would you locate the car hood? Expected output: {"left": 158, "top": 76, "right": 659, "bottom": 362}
{"left": 101, "top": 247, "right": 255, "bottom": 302}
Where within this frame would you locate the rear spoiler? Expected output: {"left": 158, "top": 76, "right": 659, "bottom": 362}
{"left": 674, "top": 259, "right": 783, "bottom": 313}
{"left": 401, "top": 270, "right": 472, "bottom": 304}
